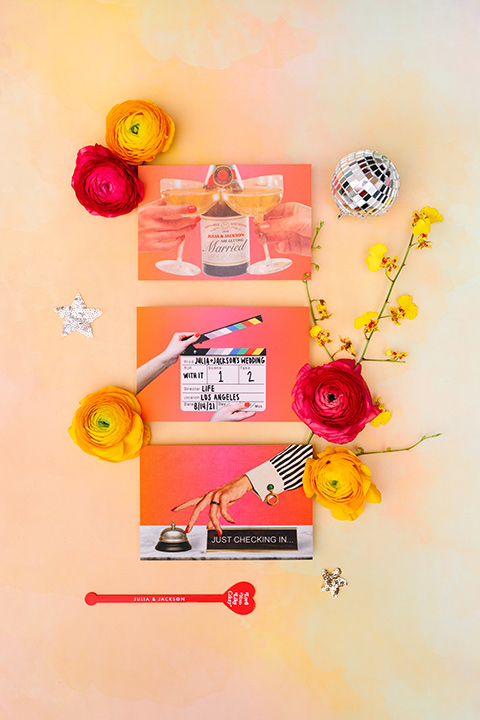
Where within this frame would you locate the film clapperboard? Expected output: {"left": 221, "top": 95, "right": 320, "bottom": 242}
{"left": 180, "top": 315, "right": 266, "bottom": 412}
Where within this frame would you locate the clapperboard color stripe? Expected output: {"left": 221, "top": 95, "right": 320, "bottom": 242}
{"left": 195, "top": 315, "right": 263, "bottom": 345}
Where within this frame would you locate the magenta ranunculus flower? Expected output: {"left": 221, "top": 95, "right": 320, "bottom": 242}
{"left": 71, "top": 144, "right": 144, "bottom": 217}
{"left": 292, "top": 359, "right": 380, "bottom": 443}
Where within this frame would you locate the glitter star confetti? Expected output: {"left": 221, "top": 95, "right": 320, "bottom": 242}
{"left": 321, "top": 568, "right": 348, "bottom": 598}
{"left": 54, "top": 293, "right": 102, "bottom": 338}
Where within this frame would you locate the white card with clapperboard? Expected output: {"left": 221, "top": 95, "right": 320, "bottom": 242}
{"left": 180, "top": 315, "right": 266, "bottom": 412}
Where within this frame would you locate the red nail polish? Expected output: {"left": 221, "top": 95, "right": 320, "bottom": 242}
{"left": 245, "top": 402, "right": 251, "bottom": 407}
{"left": 187, "top": 205, "right": 197, "bottom": 213}
{"left": 216, "top": 529, "right": 222, "bottom": 537}
{"left": 195, "top": 333, "right": 200, "bottom": 337}
{"left": 194, "top": 216, "right": 201, "bottom": 223}
{"left": 185, "top": 526, "right": 190, "bottom": 533}
{"left": 179, "top": 235, "right": 185, "bottom": 241}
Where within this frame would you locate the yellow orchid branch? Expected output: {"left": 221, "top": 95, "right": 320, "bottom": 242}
{"left": 356, "top": 233, "right": 415, "bottom": 364}
{"left": 355, "top": 433, "right": 441, "bottom": 457}
{"left": 362, "top": 357, "right": 407, "bottom": 364}
{"left": 303, "top": 223, "right": 336, "bottom": 361}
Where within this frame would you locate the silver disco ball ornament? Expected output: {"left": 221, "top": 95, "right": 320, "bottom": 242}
{"left": 331, "top": 150, "right": 400, "bottom": 219}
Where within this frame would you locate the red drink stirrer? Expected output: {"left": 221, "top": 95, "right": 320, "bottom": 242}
{"left": 85, "top": 581, "right": 255, "bottom": 615}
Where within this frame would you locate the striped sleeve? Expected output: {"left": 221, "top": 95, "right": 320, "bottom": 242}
{"left": 245, "top": 444, "right": 313, "bottom": 502}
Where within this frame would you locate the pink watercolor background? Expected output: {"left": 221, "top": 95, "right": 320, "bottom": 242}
{"left": 1, "top": 1, "right": 479, "bottom": 718}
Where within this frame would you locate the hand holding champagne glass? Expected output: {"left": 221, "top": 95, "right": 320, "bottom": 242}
{"left": 155, "top": 179, "right": 218, "bottom": 276}
{"left": 222, "top": 175, "right": 293, "bottom": 275}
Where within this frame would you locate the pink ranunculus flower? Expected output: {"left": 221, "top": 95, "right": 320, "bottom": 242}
{"left": 292, "top": 359, "right": 380, "bottom": 443}
{"left": 71, "top": 144, "right": 144, "bottom": 217}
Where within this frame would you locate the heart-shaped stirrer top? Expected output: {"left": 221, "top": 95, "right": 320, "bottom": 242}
{"left": 222, "top": 581, "right": 256, "bottom": 615}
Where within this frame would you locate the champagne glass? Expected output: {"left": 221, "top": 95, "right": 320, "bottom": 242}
{"left": 222, "top": 175, "right": 293, "bottom": 275}
{"left": 155, "top": 179, "right": 218, "bottom": 276}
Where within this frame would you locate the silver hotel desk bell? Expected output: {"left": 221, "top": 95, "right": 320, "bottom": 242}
{"left": 155, "top": 523, "right": 192, "bottom": 553}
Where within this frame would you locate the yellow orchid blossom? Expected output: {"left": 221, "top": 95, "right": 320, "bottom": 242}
{"left": 415, "top": 233, "right": 432, "bottom": 250}
{"left": 389, "top": 307, "right": 402, "bottom": 325}
{"left": 412, "top": 206, "right": 443, "bottom": 235}
{"left": 398, "top": 294, "right": 418, "bottom": 319}
{"left": 310, "top": 325, "right": 332, "bottom": 346}
{"left": 366, "top": 243, "right": 387, "bottom": 272}
{"left": 389, "top": 295, "right": 418, "bottom": 324}
{"left": 386, "top": 350, "right": 408, "bottom": 361}
{"left": 412, "top": 213, "right": 431, "bottom": 235}
{"left": 370, "top": 398, "right": 392, "bottom": 427}
{"left": 366, "top": 243, "right": 398, "bottom": 273}
{"left": 339, "top": 336, "right": 356, "bottom": 356}
{"left": 316, "top": 299, "right": 332, "bottom": 320}
{"left": 422, "top": 206, "right": 443, "bottom": 223}
{"left": 354, "top": 311, "right": 379, "bottom": 334}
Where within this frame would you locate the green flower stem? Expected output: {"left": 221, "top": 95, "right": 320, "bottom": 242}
{"left": 311, "top": 222, "right": 323, "bottom": 250}
{"left": 362, "top": 358, "right": 406, "bottom": 363}
{"left": 357, "top": 233, "right": 415, "bottom": 365}
{"left": 304, "top": 276, "right": 318, "bottom": 326}
{"left": 306, "top": 431, "right": 314, "bottom": 444}
{"left": 355, "top": 433, "right": 441, "bottom": 457}
{"left": 303, "top": 223, "right": 324, "bottom": 324}
{"left": 303, "top": 222, "right": 334, "bottom": 361}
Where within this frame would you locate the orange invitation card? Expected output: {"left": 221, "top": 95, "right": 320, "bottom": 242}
{"left": 137, "top": 305, "right": 309, "bottom": 422}
{"left": 140, "top": 445, "right": 313, "bottom": 561}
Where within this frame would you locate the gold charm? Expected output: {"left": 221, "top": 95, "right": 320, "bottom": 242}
{"left": 265, "top": 484, "right": 279, "bottom": 506}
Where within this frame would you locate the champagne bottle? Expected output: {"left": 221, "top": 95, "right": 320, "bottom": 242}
{"left": 200, "top": 165, "right": 250, "bottom": 277}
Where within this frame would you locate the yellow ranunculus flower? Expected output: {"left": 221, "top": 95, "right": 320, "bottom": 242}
{"left": 366, "top": 243, "right": 387, "bottom": 272}
{"left": 302, "top": 447, "right": 381, "bottom": 521}
{"left": 398, "top": 294, "right": 418, "bottom": 320}
{"left": 105, "top": 99, "right": 175, "bottom": 164}
{"left": 69, "top": 386, "right": 151, "bottom": 462}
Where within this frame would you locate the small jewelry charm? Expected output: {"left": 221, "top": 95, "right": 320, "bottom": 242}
{"left": 264, "top": 483, "right": 279, "bottom": 506}
{"left": 321, "top": 568, "right": 348, "bottom": 598}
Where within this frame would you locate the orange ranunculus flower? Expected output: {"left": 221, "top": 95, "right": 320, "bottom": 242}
{"left": 105, "top": 99, "right": 175, "bottom": 164}
{"left": 302, "top": 446, "right": 381, "bottom": 521}
{"left": 69, "top": 386, "right": 151, "bottom": 462}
